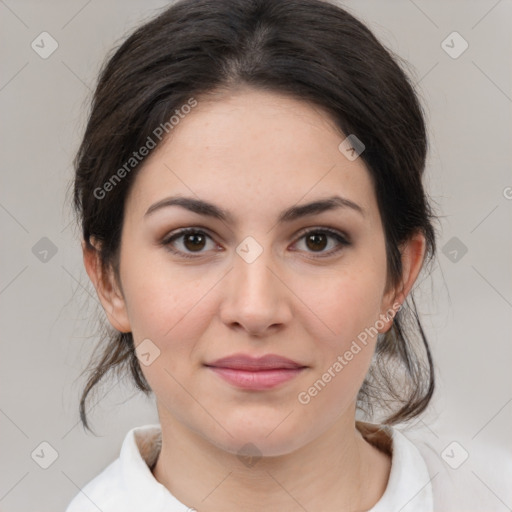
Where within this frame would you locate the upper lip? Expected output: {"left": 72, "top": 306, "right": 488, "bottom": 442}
{"left": 205, "top": 354, "right": 306, "bottom": 371}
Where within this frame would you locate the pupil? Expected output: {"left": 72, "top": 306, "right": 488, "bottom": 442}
{"left": 307, "top": 233, "right": 327, "bottom": 251}
{"left": 185, "top": 233, "right": 205, "bottom": 251}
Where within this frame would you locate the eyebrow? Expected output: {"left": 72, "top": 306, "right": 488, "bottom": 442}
{"left": 144, "top": 194, "right": 365, "bottom": 223}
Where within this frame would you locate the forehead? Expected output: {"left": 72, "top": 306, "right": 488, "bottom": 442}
{"left": 125, "top": 88, "right": 379, "bottom": 225}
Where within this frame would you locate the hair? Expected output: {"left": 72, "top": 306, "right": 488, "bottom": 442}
{"left": 73, "top": 0, "right": 438, "bottom": 433}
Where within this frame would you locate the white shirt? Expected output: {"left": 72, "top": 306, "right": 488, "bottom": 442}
{"left": 64, "top": 421, "right": 506, "bottom": 511}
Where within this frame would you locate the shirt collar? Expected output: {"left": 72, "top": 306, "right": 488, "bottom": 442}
{"left": 356, "top": 421, "right": 434, "bottom": 512}
{"left": 120, "top": 421, "right": 434, "bottom": 511}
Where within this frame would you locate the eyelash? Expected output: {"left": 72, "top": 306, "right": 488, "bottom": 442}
{"left": 161, "top": 227, "right": 351, "bottom": 260}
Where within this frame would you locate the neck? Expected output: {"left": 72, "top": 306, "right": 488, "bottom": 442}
{"left": 152, "top": 407, "right": 391, "bottom": 512}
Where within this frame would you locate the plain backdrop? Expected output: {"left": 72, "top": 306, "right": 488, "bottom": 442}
{"left": 1, "top": 1, "right": 511, "bottom": 511}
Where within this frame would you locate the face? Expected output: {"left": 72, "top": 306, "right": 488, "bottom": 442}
{"left": 88, "top": 87, "right": 420, "bottom": 457}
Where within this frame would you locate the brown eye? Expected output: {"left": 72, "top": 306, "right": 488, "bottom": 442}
{"left": 293, "top": 228, "right": 350, "bottom": 258}
{"left": 183, "top": 232, "right": 207, "bottom": 252}
{"left": 162, "top": 228, "right": 217, "bottom": 258}
{"left": 305, "top": 232, "right": 328, "bottom": 252}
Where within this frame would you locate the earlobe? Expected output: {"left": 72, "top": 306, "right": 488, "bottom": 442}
{"left": 82, "top": 240, "right": 132, "bottom": 333}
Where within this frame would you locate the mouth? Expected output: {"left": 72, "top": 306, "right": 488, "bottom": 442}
{"left": 204, "top": 354, "right": 308, "bottom": 390}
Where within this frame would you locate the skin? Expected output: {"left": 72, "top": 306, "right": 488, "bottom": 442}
{"left": 84, "top": 87, "right": 426, "bottom": 511}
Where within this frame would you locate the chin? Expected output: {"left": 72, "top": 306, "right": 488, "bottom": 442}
{"left": 203, "top": 412, "right": 307, "bottom": 458}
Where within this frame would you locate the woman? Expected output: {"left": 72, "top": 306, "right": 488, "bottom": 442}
{"left": 67, "top": 0, "right": 442, "bottom": 510}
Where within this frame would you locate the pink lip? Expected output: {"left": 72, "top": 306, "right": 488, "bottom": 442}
{"left": 205, "top": 354, "right": 307, "bottom": 390}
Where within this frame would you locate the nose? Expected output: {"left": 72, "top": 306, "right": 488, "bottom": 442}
{"left": 219, "top": 245, "right": 293, "bottom": 337}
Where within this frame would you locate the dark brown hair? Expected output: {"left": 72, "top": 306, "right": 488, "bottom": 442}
{"left": 73, "top": 0, "right": 437, "bottom": 433}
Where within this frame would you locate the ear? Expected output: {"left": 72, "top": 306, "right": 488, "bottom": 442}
{"left": 82, "top": 239, "right": 131, "bottom": 333}
{"left": 379, "top": 231, "right": 427, "bottom": 332}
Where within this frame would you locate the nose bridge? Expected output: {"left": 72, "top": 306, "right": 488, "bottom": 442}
{"left": 220, "top": 236, "right": 291, "bottom": 333}
{"left": 233, "top": 239, "right": 278, "bottom": 303}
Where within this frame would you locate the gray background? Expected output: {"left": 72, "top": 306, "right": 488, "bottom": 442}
{"left": 1, "top": 1, "right": 511, "bottom": 510}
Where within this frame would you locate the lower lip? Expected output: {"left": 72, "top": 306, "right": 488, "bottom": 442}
{"left": 207, "top": 367, "right": 304, "bottom": 390}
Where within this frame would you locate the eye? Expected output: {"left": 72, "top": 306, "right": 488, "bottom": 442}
{"left": 162, "top": 228, "right": 218, "bottom": 259}
{"left": 292, "top": 227, "right": 350, "bottom": 258}
{"left": 161, "top": 226, "right": 350, "bottom": 260}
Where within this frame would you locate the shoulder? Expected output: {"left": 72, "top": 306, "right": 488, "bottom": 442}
{"left": 65, "top": 424, "right": 179, "bottom": 512}
{"left": 65, "top": 457, "right": 125, "bottom": 512}
{"left": 358, "top": 419, "right": 508, "bottom": 512}
{"left": 393, "top": 421, "right": 510, "bottom": 512}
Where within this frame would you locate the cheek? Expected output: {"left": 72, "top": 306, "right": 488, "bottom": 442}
{"left": 300, "top": 264, "right": 386, "bottom": 349}
{"left": 295, "top": 273, "right": 382, "bottom": 416}
{"left": 293, "top": 255, "right": 387, "bottom": 406}
{"left": 119, "top": 250, "right": 217, "bottom": 359}
{"left": 121, "top": 268, "right": 215, "bottom": 403}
